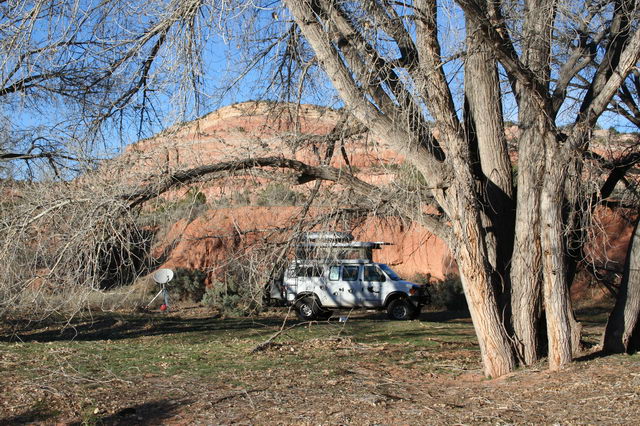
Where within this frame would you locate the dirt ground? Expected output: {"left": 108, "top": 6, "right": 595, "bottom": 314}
{"left": 1, "top": 308, "right": 639, "bottom": 425}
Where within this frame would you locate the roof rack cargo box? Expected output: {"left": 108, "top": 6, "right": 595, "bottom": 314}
{"left": 294, "top": 240, "right": 392, "bottom": 262}
{"left": 299, "top": 232, "right": 354, "bottom": 243}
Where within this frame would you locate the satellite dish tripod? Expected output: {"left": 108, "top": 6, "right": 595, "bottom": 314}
{"left": 148, "top": 268, "right": 174, "bottom": 311}
{"left": 147, "top": 283, "right": 170, "bottom": 310}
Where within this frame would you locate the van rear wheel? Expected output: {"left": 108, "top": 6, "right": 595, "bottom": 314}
{"left": 387, "top": 298, "right": 415, "bottom": 320}
{"left": 295, "top": 297, "right": 322, "bottom": 321}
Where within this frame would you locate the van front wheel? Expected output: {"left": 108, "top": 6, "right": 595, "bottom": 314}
{"left": 387, "top": 298, "right": 415, "bottom": 320}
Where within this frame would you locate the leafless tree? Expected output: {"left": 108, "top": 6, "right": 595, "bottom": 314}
{"left": 270, "top": 0, "right": 640, "bottom": 376}
{"left": 0, "top": 0, "right": 234, "bottom": 319}
{"left": 0, "top": 0, "right": 249, "bottom": 178}
{"left": 1, "top": 0, "right": 639, "bottom": 379}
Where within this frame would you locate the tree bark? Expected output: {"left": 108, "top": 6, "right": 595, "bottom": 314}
{"left": 464, "top": 8, "right": 515, "bottom": 330}
{"left": 540, "top": 139, "right": 573, "bottom": 370}
{"left": 443, "top": 149, "right": 516, "bottom": 377}
{"left": 464, "top": 17, "right": 513, "bottom": 202}
{"left": 449, "top": 183, "right": 516, "bottom": 378}
{"left": 509, "top": 0, "right": 556, "bottom": 365}
{"left": 603, "top": 217, "right": 640, "bottom": 353}
{"left": 510, "top": 118, "right": 545, "bottom": 365}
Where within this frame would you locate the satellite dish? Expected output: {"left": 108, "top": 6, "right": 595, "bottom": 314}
{"left": 153, "top": 268, "right": 174, "bottom": 284}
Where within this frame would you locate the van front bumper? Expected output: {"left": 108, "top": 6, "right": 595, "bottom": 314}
{"left": 409, "top": 285, "right": 431, "bottom": 306}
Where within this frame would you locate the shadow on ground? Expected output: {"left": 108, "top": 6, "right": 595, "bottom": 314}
{"left": 0, "top": 308, "right": 471, "bottom": 344}
{"left": 0, "top": 406, "right": 60, "bottom": 424}
{"left": 0, "top": 314, "right": 285, "bottom": 343}
{"left": 0, "top": 399, "right": 190, "bottom": 426}
{"left": 92, "top": 399, "right": 191, "bottom": 426}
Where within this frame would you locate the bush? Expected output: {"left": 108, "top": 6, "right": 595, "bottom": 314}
{"left": 138, "top": 188, "right": 209, "bottom": 228}
{"left": 429, "top": 274, "right": 468, "bottom": 311}
{"left": 170, "top": 268, "right": 207, "bottom": 302}
{"left": 412, "top": 273, "right": 433, "bottom": 286}
{"left": 201, "top": 278, "right": 260, "bottom": 317}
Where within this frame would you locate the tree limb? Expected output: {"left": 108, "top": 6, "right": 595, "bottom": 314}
{"left": 123, "top": 154, "right": 452, "bottom": 243}
{"left": 283, "top": 0, "right": 451, "bottom": 196}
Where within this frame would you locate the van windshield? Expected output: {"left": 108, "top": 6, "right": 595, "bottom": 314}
{"left": 378, "top": 264, "right": 402, "bottom": 281}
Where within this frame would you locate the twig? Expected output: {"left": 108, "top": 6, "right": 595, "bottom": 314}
{"left": 250, "top": 321, "right": 311, "bottom": 353}
{"left": 210, "top": 387, "right": 267, "bottom": 405}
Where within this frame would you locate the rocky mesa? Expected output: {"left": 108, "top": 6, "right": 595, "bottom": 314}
{"left": 114, "top": 101, "right": 635, "bottom": 292}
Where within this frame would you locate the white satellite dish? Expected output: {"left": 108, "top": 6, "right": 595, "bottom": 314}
{"left": 153, "top": 268, "right": 174, "bottom": 284}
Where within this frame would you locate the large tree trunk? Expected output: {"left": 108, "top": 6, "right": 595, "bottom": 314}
{"left": 464, "top": 11, "right": 515, "bottom": 320}
{"left": 603, "top": 217, "right": 640, "bottom": 353}
{"left": 510, "top": 121, "right": 544, "bottom": 364}
{"left": 540, "top": 139, "right": 574, "bottom": 370}
{"left": 509, "top": 0, "right": 556, "bottom": 365}
{"left": 458, "top": 264, "right": 516, "bottom": 377}
{"left": 286, "top": 0, "right": 526, "bottom": 377}
{"left": 413, "top": 0, "right": 516, "bottom": 377}
{"left": 463, "top": 15, "right": 513, "bottom": 207}
{"left": 449, "top": 183, "right": 516, "bottom": 378}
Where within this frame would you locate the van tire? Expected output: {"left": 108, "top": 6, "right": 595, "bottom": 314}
{"left": 387, "top": 298, "right": 415, "bottom": 320}
{"left": 295, "top": 296, "right": 322, "bottom": 321}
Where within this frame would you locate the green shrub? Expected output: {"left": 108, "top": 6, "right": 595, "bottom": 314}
{"left": 201, "top": 278, "right": 260, "bottom": 317}
{"left": 429, "top": 274, "right": 468, "bottom": 311}
{"left": 170, "top": 268, "right": 207, "bottom": 302}
{"left": 190, "top": 188, "right": 207, "bottom": 204}
{"left": 412, "top": 273, "right": 433, "bottom": 286}
{"left": 140, "top": 187, "right": 208, "bottom": 226}
{"left": 232, "top": 189, "right": 251, "bottom": 206}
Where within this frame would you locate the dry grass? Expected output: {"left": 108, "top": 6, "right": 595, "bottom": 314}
{"left": 1, "top": 308, "right": 639, "bottom": 424}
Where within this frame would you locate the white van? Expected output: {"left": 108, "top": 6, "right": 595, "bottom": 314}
{"left": 266, "top": 233, "right": 430, "bottom": 320}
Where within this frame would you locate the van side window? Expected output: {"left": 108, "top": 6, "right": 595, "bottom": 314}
{"left": 295, "top": 266, "right": 324, "bottom": 277}
{"left": 342, "top": 266, "right": 359, "bottom": 281}
{"left": 364, "top": 265, "right": 385, "bottom": 282}
{"left": 329, "top": 266, "right": 340, "bottom": 281}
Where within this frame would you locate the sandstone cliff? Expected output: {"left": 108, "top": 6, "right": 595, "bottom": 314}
{"left": 114, "top": 101, "right": 635, "bottom": 292}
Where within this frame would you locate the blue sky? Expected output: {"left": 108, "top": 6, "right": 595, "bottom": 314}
{"left": 4, "top": 0, "right": 636, "bottom": 179}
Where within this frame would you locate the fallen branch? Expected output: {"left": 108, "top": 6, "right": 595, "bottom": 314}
{"left": 250, "top": 321, "right": 312, "bottom": 353}
{"left": 210, "top": 387, "right": 268, "bottom": 405}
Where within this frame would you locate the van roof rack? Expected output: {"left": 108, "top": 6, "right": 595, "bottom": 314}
{"left": 291, "top": 258, "right": 373, "bottom": 265}
{"left": 299, "top": 232, "right": 354, "bottom": 242}
{"left": 296, "top": 241, "right": 391, "bottom": 249}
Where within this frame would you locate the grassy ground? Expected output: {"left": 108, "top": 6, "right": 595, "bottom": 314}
{"left": 1, "top": 307, "right": 639, "bottom": 425}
